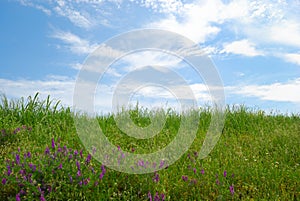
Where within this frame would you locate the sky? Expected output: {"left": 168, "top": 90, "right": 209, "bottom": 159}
{"left": 1, "top": 0, "right": 300, "bottom": 115}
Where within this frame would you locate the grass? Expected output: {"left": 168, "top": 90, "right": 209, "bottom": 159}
{"left": 0, "top": 93, "right": 299, "bottom": 200}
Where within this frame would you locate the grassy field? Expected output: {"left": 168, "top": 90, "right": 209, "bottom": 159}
{"left": 0, "top": 93, "right": 299, "bottom": 200}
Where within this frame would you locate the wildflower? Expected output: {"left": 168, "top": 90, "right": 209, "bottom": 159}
{"left": 94, "top": 181, "right": 99, "bottom": 186}
{"left": 69, "top": 175, "right": 73, "bottom": 183}
{"left": 27, "top": 152, "right": 31, "bottom": 158}
{"left": 16, "top": 154, "right": 20, "bottom": 165}
{"left": 223, "top": 170, "right": 227, "bottom": 177}
{"left": 40, "top": 194, "right": 46, "bottom": 201}
{"left": 92, "top": 147, "right": 97, "bottom": 155}
{"left": 7, "top": 165, "right": 12, "bottom": 176}
{"left": 79, "top": 149, "right": 83, "bottom": 158}
{"left": 51, "top": 138, "right": 55, "bottom": 149}
{"left": 194, "top": 151, "right": 198, "bottom": 157}
{"left": 159, "top": 160, "right": 165, "bottom": 168}
{"left": 57, "top": 147, "right": 62, "bottom": 152}
{"left": 101, "top": 165, "right": 106, "bottom": 174}
{"left": 231, "top": 173, "right": 234, "bottom": 178}
{"left": 19, "top": 169, "right": 26, "bottom": 176}
{"left": 2, "top": 178, "right": 7, "bottom": 185}
{"left": 154, "top": 192, "right": 160, "bottom": 201}
{"left": 190, "top": 179, "right": 197, "bottom": 185}
{"left": 201, "top": 169, "right": 205, "bottom": 175}
{"left": 230, "top": 185, "right": 234, "bottom": 195}
{"left": 85, "top": 154, "right": 92, "bottom": 164}
{"left": 193, "top": 168, "right": 197, "bottom": 174}
{"left": 216, "top": 179, "right": 220, "bottom": 185}
{"left": 182, "top": 175, "right": 188, "bottom": 182}
{"left": 58, "top": 163, "right": 62, "bottom": 169}
{"left": 45, "top": 147, "right": 50, "bottom": 155}
{"left": 79, "top": 181, "right": 83, "bottom": 186}
{"left": 76, "top": 161, "right": 80, "bottom": 170}
{"left": 74, "top": 150, "right": 78, "bottom": 156}
{"left": 99, "top": 172, "right": 104, "bottom": 180}
{"left": 16, "top": 193, "right": 21, "bottom": 201}
{"left": 77, "top": 170, "right": 81, "bottom": 177}
{"left": 69, "top": 154, "right": 73, "bottom": 160}
{"left": 161, "top": 193, "right": 165, "bottom": 201}
{"left": 152, "top": 172, "right": 159, "bottom": 183}
{"left": 148, "top": 191, "right": 152, "bottom": 201}
{"left": 117, "top": 145, "right": 121, "bottom": 151}
{"left": 83, "top": 178, "right": 90, "bottom": 185}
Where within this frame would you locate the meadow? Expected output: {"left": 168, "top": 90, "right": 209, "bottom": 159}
{"left": 0, "top": 93, "right": 299, "bottom": 200}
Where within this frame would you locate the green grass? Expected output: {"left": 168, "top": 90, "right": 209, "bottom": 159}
{"left": 0, "top": 93, "right": 299, "bottom": 200}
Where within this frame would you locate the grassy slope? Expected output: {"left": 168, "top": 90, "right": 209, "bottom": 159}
{"left": 0, "top": 94, "right": 299, "bottom": 200}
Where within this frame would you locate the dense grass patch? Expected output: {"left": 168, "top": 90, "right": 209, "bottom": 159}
{"left": 0, "top": 93, "right": 299, "bottom": 200}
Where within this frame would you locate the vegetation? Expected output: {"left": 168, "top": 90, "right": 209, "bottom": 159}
{"left": 0, "top": 93, "right": 299, "bottom": 200}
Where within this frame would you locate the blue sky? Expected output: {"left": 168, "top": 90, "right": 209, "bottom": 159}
{"left": 1, "top": 0, "right": 300, "bottom": 114}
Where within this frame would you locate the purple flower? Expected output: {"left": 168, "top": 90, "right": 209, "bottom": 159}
{"left": 148, "top": 192, "right": 152, "bottom": 201}
{"left": 161, "top": 193, "right": 165, "bottom": 201}
{"left": 16, "top": 154, "right": 20, "bottom": 165}
{"left": 7, "top": 165, "right": 12, "bottom": 176}
{"left": 85, "top": 154, "right": 92, "bottom": 164}
{"left": 19, "top": 169, "right": 26, "bottom": 176}
{"left": 45, "top": 146, "right": 50, "bottom": 155}
{"left": 223, "top": 170, "right": 227, "bottom": 177}
{"left": 159, "top": 160, "right": 165, "bottom": 168}
{"left": 40, "top": 194, "right": 46, "bottom": 201}
{"left": 190, "top": 179, "right": 197, "bottom": 185}
{"left": 153, "top": 172, "right": 159, "bottom": 183}
{"left": 58, "top": 163, "right": 62, "bottom": 169}
{"left": 101, "top": 165, "right": 106, "bottom": 174}
{"left": 16, "top": 193, "right": 21, "bottom": 201}
{"left": 230, "top": 185, "right": 234, "bottom": 195}
{"left": 154, "top": 192, "right": 160, "bottom": 201}
{"left": 201, "top": 169, "right": 205, "bottom": 175}
{"left": 92, "top": 147, "right": 97, "bottom": 155}
{"left": 216, "top": 179, "right": 220, "bottom": 185}
{"left": 79, "top": 150, "right": 83, "bottom": 158}
{"left": 77, "top": 170, "right": 81, "bottom": 177}
{"left": 27, "top": 152, "right": 31, "bottom": 158}
{"left": 231, "top": 173, "right": 235, "bottom": 178}
{"left": 51, "top": 138, "right": 55, "bottom": 149}
{"left": 69, "top": 154, "right": 73, "bottom": 160}
{"left": 117, "top": 145, "right": 121, "bottom": 151}
{"left": 94, "top": 181, "right": 99, "bottom": 186}
{"left": 2, "top": 178, "right": 7, "bottom": 185}
{"left": 74, "top": 150, "right": 78, "bottom": 156}
{"left": 99, "top": 172, "right": 104, "bottom": 180}
{"left": 193, "top": 168, "right": 197, "bottom": 174}
{"left": 83, "top": 178, "right": 90, "bottom": 185}
{"left": 57, "top": 147, "right": 62, "bottom": 152}
{"left": 182, "top": 175, "right": 188, "bottom": 182}
{"left": 68, "top": 174, "right": 73, "bottom": 183}
{"left": 76, "top": 161, "right": 80, "bottom": 170}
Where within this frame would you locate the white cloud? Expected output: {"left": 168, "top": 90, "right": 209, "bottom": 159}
{"left": 18, "top": 0, "right": 52, "bottom": 15}
{"left": 221, "top": 39, "right": 264, "bottom": 57}
{"left": 51, "top": 30, "right": 98, "bottom": 55}
{"left": 228, "top": 78, "right": 300, "bottom": 103}
{"left": 0, "top": 76, "right": 75, "bottom": 107}
{"left": 283, "top": 53, "right": 300, "bottom": 66}
{"left": 53, "top": 3, "right": 93, "bottom": 29}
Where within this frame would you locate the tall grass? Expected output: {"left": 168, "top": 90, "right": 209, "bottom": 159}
{"left": 0, "top": 93, "right": 299, "bottom": 200}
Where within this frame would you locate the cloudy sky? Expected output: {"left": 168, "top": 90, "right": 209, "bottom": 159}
{"left": 1, "top": 0, "right": 300, "bottom": 114}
